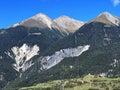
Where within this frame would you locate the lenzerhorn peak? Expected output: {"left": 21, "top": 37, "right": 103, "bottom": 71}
{"left": 93, "top": 12, "right": 120, "bottom": 26}
{"left": 53, "top": 16, "right": 84, "bottom": 33}
{"left": 12, "top": 13, "right": 53, "bottom": 29}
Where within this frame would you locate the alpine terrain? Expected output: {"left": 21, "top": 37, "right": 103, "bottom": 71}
{"left": 0, "top": 12, "right": 120, "bottom": 90}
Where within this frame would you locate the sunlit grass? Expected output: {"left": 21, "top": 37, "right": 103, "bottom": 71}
{"left": 19, "top": 74, "right": 120, "bottom": 90}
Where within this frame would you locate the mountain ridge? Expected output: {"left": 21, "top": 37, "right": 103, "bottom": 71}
{"left": 1, "top": 11, "right": 120, "bottom": 89}
{"left": 10, "top": 13, "right": 84, "bottom": 35}
{"left": 91, "top": 12, "right": 120, "bottom": 26}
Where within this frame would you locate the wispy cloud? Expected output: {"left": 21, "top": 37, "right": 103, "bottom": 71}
{"left": 112, "top": 0, "right": 120, "bottom": 6}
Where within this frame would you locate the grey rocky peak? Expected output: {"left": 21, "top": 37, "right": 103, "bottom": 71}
{"left": 11, "top": 13, "right": 84, "bottom": 33}
{"left": 12, "top": 13, "right": 53, "bottom": 29}
{"left": 53, "top": 16, "right": 84, "bottom": 33}
{"left": 92, "top": 12, "right": 120, "bottom": 26}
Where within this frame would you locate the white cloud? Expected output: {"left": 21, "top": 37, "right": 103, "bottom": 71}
{"left": 112, "top": 0, "right": 120, "bottom": 6}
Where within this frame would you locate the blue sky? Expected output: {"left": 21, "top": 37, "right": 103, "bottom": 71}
{"left": 0, "top": 0, "right": 120, "bottom": 28}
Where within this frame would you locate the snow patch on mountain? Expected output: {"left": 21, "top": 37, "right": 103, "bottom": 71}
{"left": 40, "top": 45, "right": 90, "bottom": 70}
{"left": 7, "top": 44, "right": 40, "bottom": 72}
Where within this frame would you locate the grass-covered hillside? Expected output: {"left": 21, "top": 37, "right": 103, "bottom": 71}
{"left": 19, "top": 74, "right": 120, "bottom": 90}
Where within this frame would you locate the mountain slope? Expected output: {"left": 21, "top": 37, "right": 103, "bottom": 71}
{"left": 19, "top": 75, "right": 120, "bottom": 90}
{"left": 5, "top": 12, "right": 120, "bottom": 89}
{"left": 0, "top": 13, "right": 84, "bottom": 89}
{"left": 0, "top": 26, "right": 62, "bottom": 89}
{"left": 1, "top": 12, "right": 120, "bottom": 89}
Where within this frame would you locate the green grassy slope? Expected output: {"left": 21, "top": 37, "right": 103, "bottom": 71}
{"left": 19, "top": 74, "right": 120, "bottom": 90}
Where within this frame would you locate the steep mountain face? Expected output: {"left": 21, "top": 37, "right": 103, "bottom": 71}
{"left": 7, "top": 44, "right": 40, "bottom": 72}
{"left": 40, "top": 45, "right": 90, "bottom": 70}
{"left": 42, "top": 12, "right": 120, "bottom": 78}
{"left": 0, "top": 25, "right": 58, "bottom": 89}
{"left": 4, "top": 12, "right": 120, "bottom": 89}
{"left": 1, "top": 12, "right": 120, "bottom": 89}
{"left": 0, "top": 13, "right": 83, "bottom": 89}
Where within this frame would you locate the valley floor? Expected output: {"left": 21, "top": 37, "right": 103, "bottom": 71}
{"left": 19, "top": 74, "right": 120, "bottom": 90}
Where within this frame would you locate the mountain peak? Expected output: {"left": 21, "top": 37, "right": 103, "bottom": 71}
{"left": 31, "top": 13, "right": 52, "bottom": 29}
{"left": 33, "top": 13, "right": 48, "bottom": 17}
{"left": 54, "top": 15, "right": 83, "bottom": 22}
{"left": 93, "top": 12, "right": 120, "bottom": 26}
{"left": 56, "top": 15, "right": 73, "bottom": 19}
{"left": 11, "top": 13, "right": 52, "bottom": 29}
{"left": 99, "top": 12, "right": 112, "bottom": 16}
{"left": 31, "top": 13, "right": 51, "bottom": 21}
{"left": 53, "top": 16, "right": 84, "bottom": 33}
